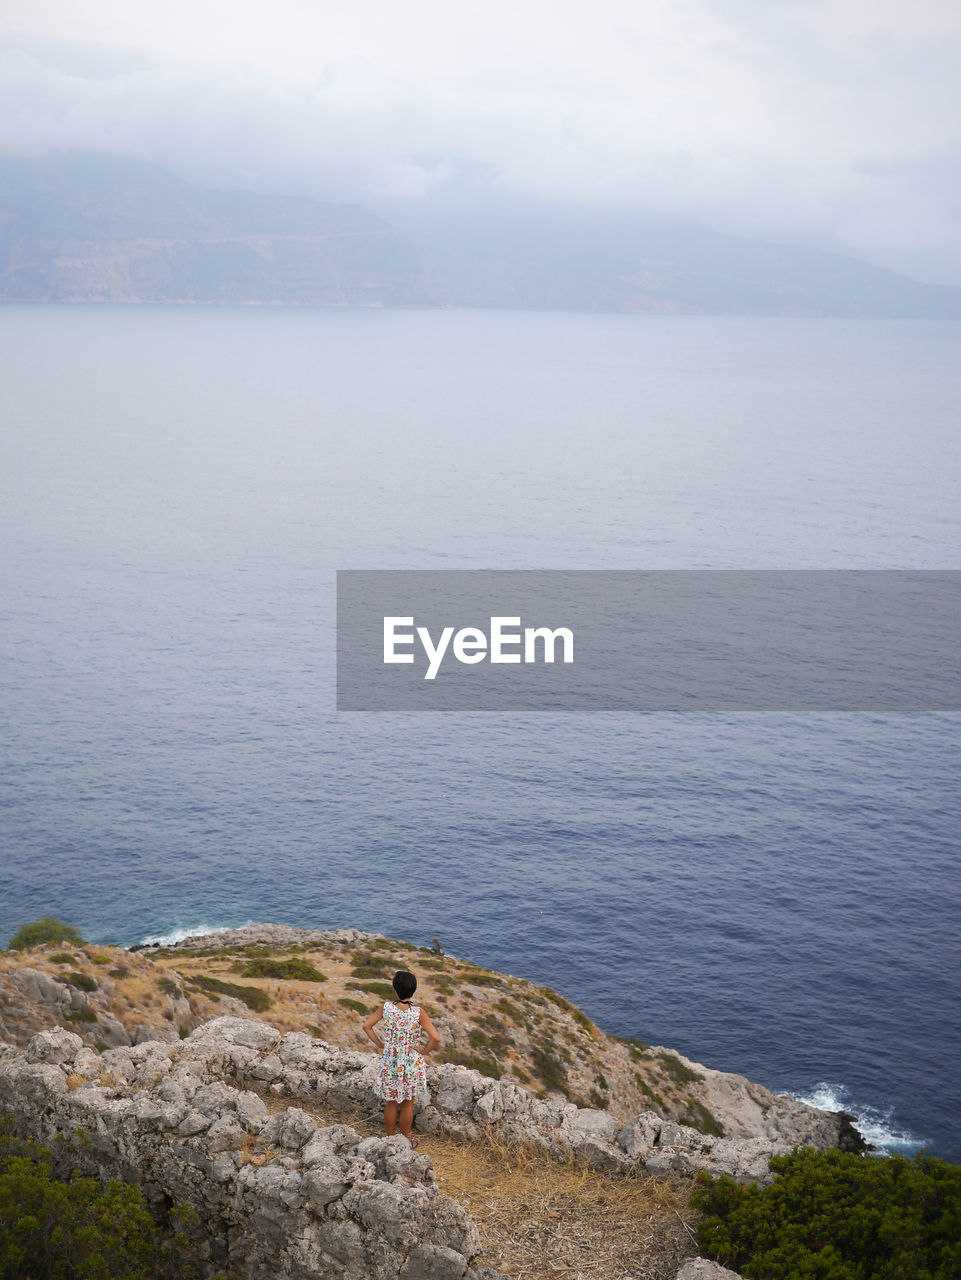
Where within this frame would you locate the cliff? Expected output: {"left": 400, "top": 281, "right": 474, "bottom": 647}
{"left": 1, "top": 923, "right": 860, "bottom": 1279}
{"left": 0, "top": 154, "right": 433, "bottom": 305}
{"left": 0, "top": 924, "right": 856, "bottom": 1156}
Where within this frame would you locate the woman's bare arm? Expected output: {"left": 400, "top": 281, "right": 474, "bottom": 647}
{"left": 363, "top": 1004, "right": 385, "bottom": 1050}
{"left": 418, "top": 1007, "right": 440, "bottom": 1054}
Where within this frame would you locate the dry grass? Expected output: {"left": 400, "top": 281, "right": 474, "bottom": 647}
{"left": 238, "top": 1133, "right": 282, "bottom": 1167}
{"left": 426, "top": 1131, "right": 697, "bottom": 1280}
{"left": 267, "top": 1094, "right": 698, "bottom": 1280}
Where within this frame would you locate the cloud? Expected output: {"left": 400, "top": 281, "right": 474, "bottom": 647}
{"left": 1, "top": 0, "right": 961, "bottom": 283}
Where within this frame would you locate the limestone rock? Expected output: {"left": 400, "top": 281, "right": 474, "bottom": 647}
{"left": 0, "top": 1022, "right": 487, "bottom": 1280}
{"left": 12, "top": 968, "right": 72, "bottom": 1007}
{"left": 25, "top": 1027, "right": 83, "bottom": 1064}
{"left": 676, "top": 1260, "right": 744, "bottom": 1280}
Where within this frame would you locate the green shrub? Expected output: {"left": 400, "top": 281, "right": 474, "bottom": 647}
{"left": 446, "top": 1050, "right": 502, "bottom": 1079}
{"left": 158, "top": 977, "right": 182, "bottom": 998}
{"left": 0, "top": 1118, "right": 199, "bottom": 1279}
{"left": 108, "top": 966, "right": 129, "bottom": 980}
{"left": 187, "top": 975, "right": 272, "bottom": 1012}
{"left": 349, "top": 965, "right": 386, "bottom": 980}
{"left": 682, "top": 1099, "right": 725, "bottom": 1137}
{"left": 338, "top": 997, "right": 370, "bottom": 1014}
{"left": 239, "top": 958, "right": 326, "bottom": 982}
{"left": 461, "top": 971, "right": 502, "bottom": 988}
{"left": 346, "top": 980, "right": 395, "bottom": 999}
{"left": 658, "top": 1052, "right": 702, "bottom": 1086}
{"left": 634, "top": 1073, "right": 664, "bottom": 1107}
{"left": 614, "top": 1035, "right": 650, "bottom": 1061}
{"left": 64, "top": 1009, "right": 97, "bottom": 1024}
{"left": 692, "top": 1147, "right": 961, "bottom": 1280}
{"left": 61, "top": 972, "right": 98, "bottom": 993}
{"left": 89, "top": 955, "right": 110, "bottom": 966}
{"left": 469, "top": 1026, "right": 509, "bottom": 1056}
{"left": 49, "top": 953, "right": 78, "bottom": 965}
{"left": 7, "top": 919, "right": 84, "bottom": 951}
{"left": 532, "top": 1045, "right": 569, "bottom": 1097}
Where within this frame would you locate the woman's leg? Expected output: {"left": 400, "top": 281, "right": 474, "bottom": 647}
{"left": 384, "top": 1101, "right": 399, "bottom": 1134}
{"left": 398, "top": 1098, "right": 414, "bottom": 1141}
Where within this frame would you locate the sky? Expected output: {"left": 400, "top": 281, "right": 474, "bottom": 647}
{"left": 1, "top": 0, "right": 960, "bottom": 283}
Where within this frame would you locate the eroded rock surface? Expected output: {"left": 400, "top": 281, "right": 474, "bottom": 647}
{"left": 0, "top": 1024, "right": 498, "bottom": 1280}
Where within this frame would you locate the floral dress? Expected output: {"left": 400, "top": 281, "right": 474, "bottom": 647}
{"left": 374, "top": 1000, "right": 429, "bottom": 1102}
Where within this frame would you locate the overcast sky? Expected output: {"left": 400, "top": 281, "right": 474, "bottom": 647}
{"left": 2, "top": 0, "right": 960, "bottom": 283}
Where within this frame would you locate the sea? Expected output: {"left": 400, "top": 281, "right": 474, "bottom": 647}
{"left": 1, "top": 304, "right": 959, "bottom": 1160}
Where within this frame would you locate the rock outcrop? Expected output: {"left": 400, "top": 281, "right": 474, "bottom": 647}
{"left": 0, "top": 1023, "right": 501, "bottom": 1280}
{"left": 141, "top": 925, "right": 860, "bottom": 1153}
{"left": 173, "top": 1017, "right": 804, "bottom": 1185}
{"left": 0, "top": 925, "right": 860, "bottom": 1165}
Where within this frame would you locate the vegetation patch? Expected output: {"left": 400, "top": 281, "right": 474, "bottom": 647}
{"left": 461, "top": 971, "right": 503, "bottom": 988}
{"left": 48, "top": 953, "right": 78, "bottom": 965}
{"left": 349, "top": 965, "right": 387, "bottom": 980}
{"left": 635, "top": 1074, "right": 665, "bottom": 1108}
{"left": 108, "top": 965, "right": 129, "bottom": 980}
{"left": 447, "top": 1050, "right": 502, "bottom": 1079}
{"left": 0, "top": 1118, "right": 202, "bottom": 1280}
{"left": 187, "top": 975, "right": 272, "bottom": 1012}
{"left": 346, "top": 980, "right": 395, "bottom": 1000}
{"left": 158, "top": 976, "right": 182, "bottom": 999}
{"left": 63, "top": 1009, "right": 97, "bottom": 1024}
{"left": 532, "top": 1045, "right": 569, "bottom": 1097}
{"left": 614, "top": 1034, "right": 650, "bottom": 1061}
{"left": 658, "top": 1052, "right": 702, "bottom": 1086}
{"left": 61, "top": 972, "right": 98, "bottom": 993}
{"left": 495, "top": 998, "right": 522, "bottom": 1021}
{"left": 338, "top": 997, "right": 370, "bottom": 1014}
{"left": 239, "top": 958, "right": 327, "bottom": 983}
{"left": 7, "top": 918, "right": 85, "bottom": 951}
{"left": 682, "top": 1100, "right": 725, "bottom": 1137}
{"left": 692, "top": 1147, "right": 961, "bottom": 1280}
{"left": 469, "top": 1027, "right": 509, "bottom": 1057}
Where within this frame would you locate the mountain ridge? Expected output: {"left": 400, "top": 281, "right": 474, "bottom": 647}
{"left": 2, "top": 152, "right": 959, "bottom": 317}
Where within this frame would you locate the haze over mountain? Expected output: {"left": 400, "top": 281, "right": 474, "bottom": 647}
{"left": 0, "top": 153, "right": 431, "bottom": 306}
{"left": 2, "top": 152, "right": 960, "bottom": 318}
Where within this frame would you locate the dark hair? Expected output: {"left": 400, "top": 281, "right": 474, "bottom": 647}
{"left": 392, "top": 970, "right": 417, "bottom": 1001}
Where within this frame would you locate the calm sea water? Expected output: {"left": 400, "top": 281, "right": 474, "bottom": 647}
{"left": 1, "top": 305, "right": 959, "bottom": 1158}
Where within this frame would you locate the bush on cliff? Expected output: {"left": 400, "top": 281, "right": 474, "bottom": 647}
{"left": 6, "top": 918, "right": 84, "bottom": 951}
{"left": 692, "top": 1146, "right": 961, "bottom": 1279}
{"left": 0, "top": 1122, "right": 198, "bottom": 1279}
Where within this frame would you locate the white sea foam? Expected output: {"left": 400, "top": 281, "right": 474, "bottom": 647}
{"left": 793, "top": 1082, "right": 925, "bottom": 1155}
{"left": 136, "top": 922, "right": 254, "bottom": 947}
